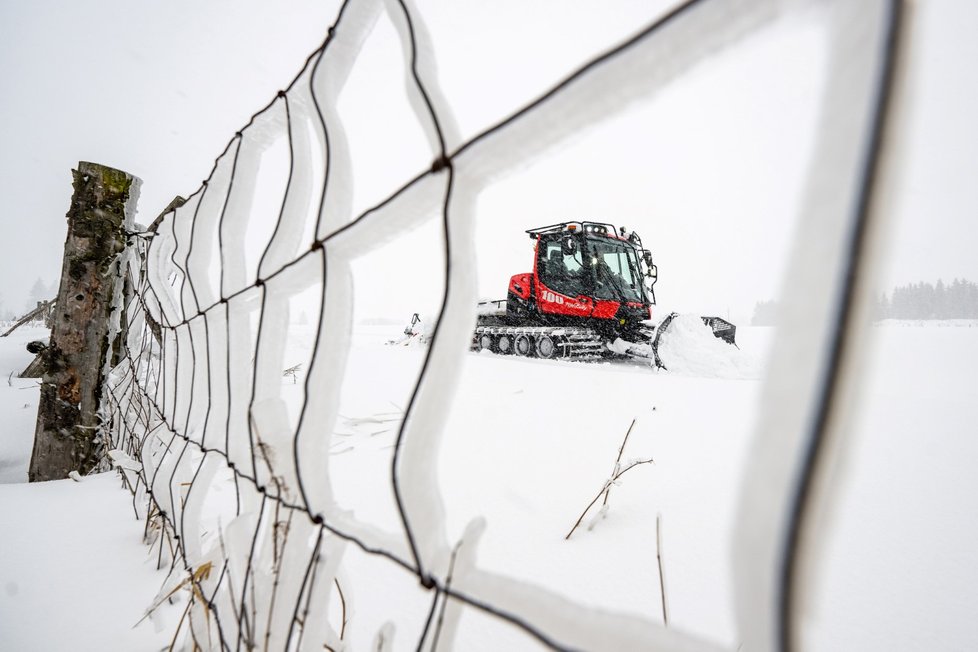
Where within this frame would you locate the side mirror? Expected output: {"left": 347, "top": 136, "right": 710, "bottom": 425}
{"left": 642, "top": 251, "right": 657, "bottom": 279}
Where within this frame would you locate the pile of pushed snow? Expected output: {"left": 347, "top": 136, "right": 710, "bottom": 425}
{"left": 656, "top": 313, "right": 760, "bottom": 379}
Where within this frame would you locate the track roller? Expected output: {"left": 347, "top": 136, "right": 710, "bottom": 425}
{"left": 514, "top": 333, "right": 533, "bottom": 357}
{"left": 536, "top": 334, "right": 556, "bottom": 359}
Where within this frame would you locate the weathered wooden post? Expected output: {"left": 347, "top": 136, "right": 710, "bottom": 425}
{"left": 28, "top": 162, "right": 140, "bottom": 482}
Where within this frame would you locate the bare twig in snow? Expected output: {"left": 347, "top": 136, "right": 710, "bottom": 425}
{"left": 656, "top": 513, "right": 669, "bottom": 626}
{"left": 565, "top": 458, "right": 654, "bottom": 540}
{"left": 168, "top": 596, "right": 193, "bottom": 652}
{"left": 335, "top": 577, "right": 348, "bottom": 640}
{"left": 566, "top": 418, "right": 653, "bottom": 540}
{"left": 431, "top": 538, "right": 463, "bottom": 652}
{"left": 264, "top": 507, "right": 294, "bottom": 652}
{"left": 603, "top": 418, "right": 636, "bottom": 506}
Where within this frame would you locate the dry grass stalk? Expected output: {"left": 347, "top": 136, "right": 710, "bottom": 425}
{"left": 656, "top": 513, "right": 668, "bottom": 627}
{"left": 565, "top": 419, "right": 654, "bottom": 540}
{"left": 430, "top": 539, "right": 463, "bottom": 652}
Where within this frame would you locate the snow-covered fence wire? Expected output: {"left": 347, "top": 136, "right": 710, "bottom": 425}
{"left": 101, "top": 0, "right": 907, "bottom": 649}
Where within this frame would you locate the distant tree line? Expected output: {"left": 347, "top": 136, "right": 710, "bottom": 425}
{"left": 876, "top": 279, "right": 978, "bottom": 319}
{"left": 751, "top": 278, "right": 978, "bottom": 325}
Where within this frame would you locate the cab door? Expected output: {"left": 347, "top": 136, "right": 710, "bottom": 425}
{"left": 534, "top": 236, "right": 593, "bottom": 317}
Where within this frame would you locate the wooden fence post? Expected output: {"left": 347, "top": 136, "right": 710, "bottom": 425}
{"left": 28, "top": 162, "right": 141, "bottom": 482}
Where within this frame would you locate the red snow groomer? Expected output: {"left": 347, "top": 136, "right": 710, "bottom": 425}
{"left": 473, "top": 221, "right": 735, "bottom": 368}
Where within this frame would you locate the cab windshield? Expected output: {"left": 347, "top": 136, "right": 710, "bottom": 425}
{"left": 536, "top": 235, "right": 646, "bottom": 303}
{"left": 588, "top": 238, "right": 645, "bottom": 303}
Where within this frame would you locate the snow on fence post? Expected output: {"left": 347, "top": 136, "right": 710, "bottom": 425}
{"left": 28, "top": 162, "right": 141, "bottom": 482}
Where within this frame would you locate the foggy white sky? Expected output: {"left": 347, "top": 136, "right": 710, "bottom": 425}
{"left": 0, "top": 0, "right": 975, "bottom": 322}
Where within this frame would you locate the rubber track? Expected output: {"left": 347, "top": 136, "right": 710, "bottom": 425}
{"left": 472, "top": 325, "right": 606, "bottom": 360}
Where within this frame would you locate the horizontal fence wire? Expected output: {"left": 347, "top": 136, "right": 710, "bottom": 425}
{"left": 99, "top": 0, "right": 901, "bottom": 650}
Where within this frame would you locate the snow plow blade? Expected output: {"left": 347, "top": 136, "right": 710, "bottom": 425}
{"left": 639, "top": 312, "right": 738, "bottom": 371}
{"left": 653, "top": 313, "right": 737, "bottom": 349}
{"left": 700, "top": 316, "right": 736, "bottom": 346}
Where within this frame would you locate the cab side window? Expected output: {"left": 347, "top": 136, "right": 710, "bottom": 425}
{"left": 538, "top": 240, "right": 587, "bottom": 297}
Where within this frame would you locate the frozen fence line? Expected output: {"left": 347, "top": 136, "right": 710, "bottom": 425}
{"left": 99, "top": 0, "right": 907, "bottom": 650}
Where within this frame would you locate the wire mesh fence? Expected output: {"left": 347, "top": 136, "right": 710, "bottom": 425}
{"left": 101, "top": 0, "right": 904, "bottom": 649}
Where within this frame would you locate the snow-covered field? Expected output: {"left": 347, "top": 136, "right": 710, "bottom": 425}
{"left": 0, "top": 325, "right": 179, "bottom": 651}
{"left": 312, "top": 323, "right": 774, "bottom": 648}
{"left": 0, "top": 325, "right": 48, "bottom": 484}
{"left": 0, "top": 320, "right": 975, "bottom": 650}
{"left": 805, "top": 321, "right": 978, "bottom": 651}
